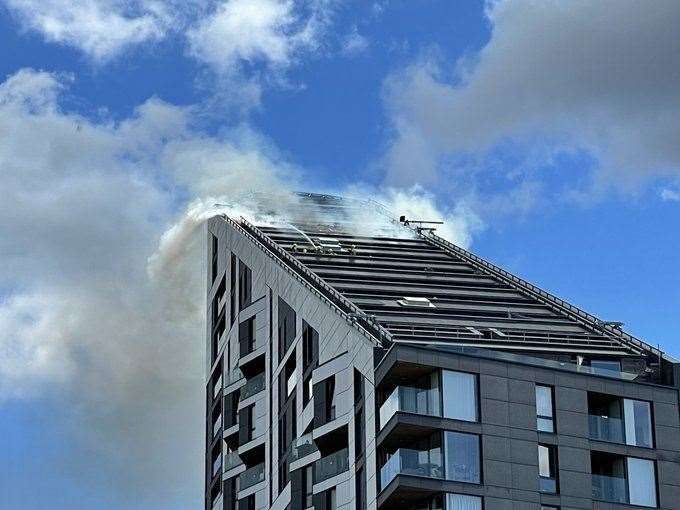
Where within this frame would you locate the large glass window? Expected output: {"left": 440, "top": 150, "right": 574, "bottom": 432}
{"left": 624, "top": 399, "right": 653, "bottom": 448}
{"left": 442, "top": 370, "right": 477, "bottom": 422}
{"left": 238, "top": 260, "right": 252, "bottom": 310}
{"left": 446, "top": 494, "right": 482, "bottom": 510}
{"left": 627, "top": 457, "right": 657, "bottom": 507}
{"left": 536, "top": 385, "right": 555, "bottom": 433}
{"left": 444, "top": 432, "right": 480, "bottom": 484}
{"left": 303, "top": 465, "right": 313, "bottom": 509}
{"left": 278, "top": 297, "right": 296, "bottom": 360}
{"left": 590, "top": 359, "right": 621, "bottom": 375}
{"left": 538, "top": 444, "right": 558, "bottom": 493}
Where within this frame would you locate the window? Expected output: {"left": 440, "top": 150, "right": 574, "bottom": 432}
{"left": 541, "top": 507, "right": 559, "bottom": 510}
{"left": 230, "top": 254, "right": 236, "bottom": 326}
{"left": 278, "top": 298, "right": 296, "bottom": 360}
{"left": 238, "top": 495, "right": 255, "bottom": 510}
{"left": 355, "top": 407, "right": 365, "bottom": 454}
{"left": 538, "top": 444, "right": 558, "bottom": 493}
{"left": 355, "top": 466, "right": 365, "bottom": 510}
{"left": 303, "top": 373, "right": 313, "bottom": 406}
{"left": 313, "top": 376, "right": 337, "bottom": 427}
{"left": 326, "top": 488, "right": 337, "bottom": 510}
{"left": 536, "top": 385, "right": 555, "bottom": 432}
{"left": 592, "top": 452, "right": 657, "bottom": 507}
{"left": 444, "top": 431, "right": 480, "bottom": 483}
{"left": 326, "top": 377, "right": 337, "bottom": 422}
{"left": 238, "top": 317, "right": 255, "bottom": 357}
{"left": 278, "top": 456, "right": 289, "bottom": 493}
{"left": 238, "top": 260, "right": 252, "bottom": 310}
{"left": 211, "top": 233, "right": 218, "bottom": 282}
{"left": 446, "top": 494, "right": 482, "bottom": 510}
{"left": 412, "top": 495, "right": 443, "bottom": 510}
{"left": 354, "top": 369, "right": 364, "bottom": 401}
{"left": 627, "top": 457, "right": 656, "bottom": 507}
{"left": 442, "top": 370, "right": 477, "bottom": 422}
{"left": 302, "top": 321, "right": 318, "bottom": 369}
{"left": 624, "top": 399, "right": 653, "bottom": 448}
{"left": 591, "top": 359, "right": 621, "bottom": 375}
{"left": 303, "top": 465, "right": 313, "bottom": 509}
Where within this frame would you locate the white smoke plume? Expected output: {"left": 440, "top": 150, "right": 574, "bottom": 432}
{"left": 0, "top": 68, "right": 480, "bottom": 508}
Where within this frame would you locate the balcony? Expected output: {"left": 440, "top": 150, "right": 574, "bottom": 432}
{"left": 379, "top": 385, "right": 440, "bottom": 428}
{"left": 241, "top": 372, "right": 265, "bottom": 400}
{"left": 592, "top": 474, "right": 628, "bottom": 504}
{"left": 589, "top": 415, "right": 625, "bottom": 443}
{"left": 314, "top": 448, "right": 349, "bottom": 484}
{"left": 380, "top": 448, "right": 443, "bottom": 488}
{"left": 291, "top": 433, "right": 318, "bottom": 462}
{"left": 239, "top": 463, "right": 265, "bottom": 490}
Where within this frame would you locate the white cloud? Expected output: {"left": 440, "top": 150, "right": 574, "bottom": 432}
{"left": 188, "top": 0, "right": 295, "bottom": 69}
{"left": 2, "top": 0, "right": 179, "bottom": 61}
{"left": 341, "top": 25, "right": 369, "bottom": 56}
{"left": 660, "top": 188, "right": 680, "bottom": 202}
{"left": 2, "top": 0, "right": 332, "bottom": 71}
{"left": 384, "top": 0, "right": 680, "bottom": 195}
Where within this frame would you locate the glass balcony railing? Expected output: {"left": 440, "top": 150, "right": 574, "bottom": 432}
{"left": 589, "top": 415, "right": 625, "bottom": 443}
{"left": 539, "top": 476, "right": 557, "bottom": 493}
{"left": 241, "top": 372, "right": 266, "bottom": 400}
{"left": 379, "top": 386, "right": 440, "bottom": 428}
{"left": 379, "top": 448, "right": 444, "bottom": 488}
{"left": 239, "top": 463, "right": 265, "bottom": 490}
{"left": 223, "top": 451, "right": 242, "bottom": 471}
{"left": 291, "top": 434, "right": 318, "bottom": 462}
{"left": 592, "top": 474, "right": 628, "bottom": 504}
{"left": 315, "top": 448, "right": 349, "bottom": 484}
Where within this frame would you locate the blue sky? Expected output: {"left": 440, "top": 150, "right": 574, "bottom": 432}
{"left": 1, "top": 1, "right": 679, "bottom": 509}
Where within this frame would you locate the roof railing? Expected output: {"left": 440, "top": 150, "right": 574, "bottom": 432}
{"left": 418, "top": 230, "right": 662, "bottom": 359}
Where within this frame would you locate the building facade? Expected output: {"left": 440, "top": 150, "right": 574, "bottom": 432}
{"left": 205, "top": 194, "right": 680, "bottom": 510}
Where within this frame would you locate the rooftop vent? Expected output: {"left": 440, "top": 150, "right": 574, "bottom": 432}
{"left": 314, "top": 237, "right": 342, "bottom": 249}
{"left": 397, "top": 296, "right": 435, "bottom": 308}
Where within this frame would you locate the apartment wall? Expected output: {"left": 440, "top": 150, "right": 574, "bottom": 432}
{"left": 206, "top": 216, "right": 378, "bottom": 510}
{"left": 376, "top": 345, "right": 680, "bottom": 510}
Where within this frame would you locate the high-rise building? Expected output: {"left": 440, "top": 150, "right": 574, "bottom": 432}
{"left": 205, "top": 193, "right": 680, "bottom": 510}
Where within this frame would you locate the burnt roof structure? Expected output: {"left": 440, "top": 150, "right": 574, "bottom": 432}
{"left": 227, "top": 192, "right": 669, "bottom": 376}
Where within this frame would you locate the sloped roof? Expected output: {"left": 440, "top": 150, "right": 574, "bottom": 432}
{"left": 234, "top": 192, "right": 664, "bottom": 360}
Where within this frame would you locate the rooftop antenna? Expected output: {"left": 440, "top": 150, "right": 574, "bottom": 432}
{"left": 399, "top": 215, "right": 444, "bottom": 234}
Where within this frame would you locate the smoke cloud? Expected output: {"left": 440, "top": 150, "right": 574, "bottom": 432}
{"left": 0, "top": 68, "right": 479, "bottom": 509}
